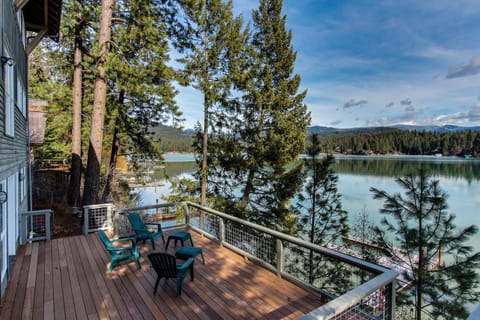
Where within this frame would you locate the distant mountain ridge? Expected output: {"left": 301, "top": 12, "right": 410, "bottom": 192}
{"left": 308, "top": 125, "right": 480, "bottom": 135}
{"left": 154, "top": 124, "right": 480, "bottom": 153}
{"left": 175, "top": 124, "right": 480, "bottom": 137}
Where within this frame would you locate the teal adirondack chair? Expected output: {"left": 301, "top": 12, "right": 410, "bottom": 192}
{"left": 98, "top": 230, "right": 141, "bottom": 272}
{"left": 148, "top": 252, "right": 194, "bottom": 297}
{"left": 127, "top": 213, "right": 165, "bottom": 250}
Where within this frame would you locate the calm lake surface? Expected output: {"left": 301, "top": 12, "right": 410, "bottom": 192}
{"left": 136, "top": 154, "right": 480, "bottom": 250}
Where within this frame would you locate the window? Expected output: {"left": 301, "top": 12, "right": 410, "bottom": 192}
{"left": 19, "top": 167, "right": 26, "bottom": 202}
{"left": 3, "top": 46, "right": 15, "bottom": 137}
{"left": 17, "top": 78, "right": 26, "bottom": 116}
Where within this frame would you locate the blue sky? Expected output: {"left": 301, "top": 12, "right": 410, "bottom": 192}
{"left": 176, "top": 0, "right": 480, "bottom": 129}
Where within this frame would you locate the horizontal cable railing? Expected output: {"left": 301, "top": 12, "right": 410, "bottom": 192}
{"left": 20, "top": 210, "right": 52, "bottom": 243}
{"left": 83, "top": 201, "right": 398, "bottom": 319}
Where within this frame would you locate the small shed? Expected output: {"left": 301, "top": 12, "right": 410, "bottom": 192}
{"left": 29, "top": 99, "right": 48, "bottom": 146}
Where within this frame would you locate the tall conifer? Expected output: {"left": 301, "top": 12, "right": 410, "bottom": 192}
{"left": 371, "top": 169, "right": 480, "bottom": 319}
{"left": 208, "top": 0, "right": 310, "bottom": 232}
{"left": 101, "top": 0, "right": 181, "bottom": 202}
{"left": 176, "top": 0, "right": 247, "bottom": 206}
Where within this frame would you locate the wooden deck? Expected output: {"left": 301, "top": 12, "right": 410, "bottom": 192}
{"left": 0, "top": 229, "right": 324, "bottom": 319}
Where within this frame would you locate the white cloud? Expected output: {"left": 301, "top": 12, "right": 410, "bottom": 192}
{"left": 434, "top": 103, "right": 480, "bottom": 125}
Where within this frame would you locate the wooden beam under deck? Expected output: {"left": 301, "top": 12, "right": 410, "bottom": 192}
{"left": 0, "top": 230, "right": 324, "bottom": 319}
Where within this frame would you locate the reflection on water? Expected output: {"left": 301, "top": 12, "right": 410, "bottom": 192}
{"left": 332, "top": 155, "right": 480, "bottom": 183}
{"left": 134, "top": 154, "right": 480, "bottom": 251}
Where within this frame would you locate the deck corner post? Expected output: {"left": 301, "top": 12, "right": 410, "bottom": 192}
{"left": 387, "top": 278, "right": 397, "bottom": 320}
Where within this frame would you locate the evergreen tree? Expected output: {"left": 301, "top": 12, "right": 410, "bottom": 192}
{"left": 350, "top": 205, "right": 379, "bottom": 263}
{"left": 207, "top": 0, "right": 310, "bottom": 232}
{"left": 296, "top": 135, "right": 348, "bottom": 246}
{"left": 175, "top": 0, "right": 247, "bottom": 206}
{"left": 100, "top": 0, "right": 181, "bottom": 202}
{"left": 371, "top": 169, "right": 480, "bottom": 320}
{"left": 292, "top": 134, "right": 349, "bottom": 287}
{"left": 83, "top": 0, "right": 115, "bottom": 205}
{"left": 29, "top": 42, "right": 72, "bottom": 160}
{"left": 66, "top": 0, "right": 94, "bottom": 208}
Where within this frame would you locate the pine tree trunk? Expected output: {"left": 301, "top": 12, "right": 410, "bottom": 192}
{"left": 101, "top": 92, "right": 123, "bottom": 202}
{"left": 200, "top": 94, "right": 208, "bottom": 206}
{"left": 82, "top": 0, "right": 114, "bottom": 205}
{"left": 200, "top": 9, "right": 209, "bottom": 207}
{"left": 68, "top": 32, "right": 83, "bottom": 208}
{"left": 101, "top": 122, "right": 118, "bottom": 202}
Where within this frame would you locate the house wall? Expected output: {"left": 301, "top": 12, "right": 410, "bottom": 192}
{"left": 0, "top": 0, "right": 30, "bottom": 297}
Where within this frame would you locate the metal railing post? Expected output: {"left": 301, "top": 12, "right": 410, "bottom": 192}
{"left": 387, "top": 280, "right": 396, "bottom": 320}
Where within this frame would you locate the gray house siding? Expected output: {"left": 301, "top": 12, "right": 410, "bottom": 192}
{"left": 0, "top": 0, "right": 30, "bottom": 297}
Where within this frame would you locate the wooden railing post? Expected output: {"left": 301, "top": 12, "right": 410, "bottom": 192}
{"left": 82, "top": 207, "right": 89, "bottom": 235}
{"left": 276, "top": 238, "right": 284, "bottom": 277}
{"left": 45, "top": 210, "right": 51, "bottom": 240}
{"left": 184, "top": 202, "right": 190, "bottom": 226}
{"left": 219, "top": 217, "right": 225, "bottom": 246}
{"left": 200, "top": 211, "right": 205, "bottom": 231}
{"left": 20, "top": 213, "right": 27, "bottom": 244}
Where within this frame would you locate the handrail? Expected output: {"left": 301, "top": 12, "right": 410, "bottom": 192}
{"left": 183, "top": 201, "right": 398, "bottom": 320}
{"left": 185, "top": 201, "right": 391, "bottom": 275}
{"left": 116, "top": 202, "right": 180, "bottom": 213}
{"left": 299, "top": 271, "right": 397, "bottom": 319}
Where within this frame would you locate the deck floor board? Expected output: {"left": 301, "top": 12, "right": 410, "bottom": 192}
{"left": 0, "top": 230, "right": 323, "bottom": 319}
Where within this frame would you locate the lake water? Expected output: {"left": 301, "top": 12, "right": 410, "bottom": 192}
{"left": 135, "top": 154, "right": 480, "bottom": 250}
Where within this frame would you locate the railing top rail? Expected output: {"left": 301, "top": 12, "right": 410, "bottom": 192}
{"left": 116, "top": 202, "right": 179, "bottom": 213}
{"left": 184, "top": 201, "right": 392, "bottom": 275}
{"left": 21, "top": 209, "right": 53, "bottom": 216}
{"left": 83, "top": 203, "right": 115, "bottom": 209}
{"left": 299, "top": 270, "right": 397, "bottom": 320}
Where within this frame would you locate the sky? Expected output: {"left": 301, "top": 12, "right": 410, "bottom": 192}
{"left": 175, "top": 0, "right": 480, "bottom": 129}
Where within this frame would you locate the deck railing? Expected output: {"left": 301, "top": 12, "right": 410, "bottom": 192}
{"left": 184, "top": 202, "right": 397, "bottom": 320}
{"left": 82, "top": 203, "right": 115, "bottom": 235}
{"left": 20, "top": 209, "right": 52, "bottom": 243}
{"left": 86, "top": 201, "right": 398, "bottom": 320}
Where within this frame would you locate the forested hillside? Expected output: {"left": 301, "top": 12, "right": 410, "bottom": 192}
{"left": 313, "top": 127, "right": 480, "bottom": 157}
{"left": 150, "top": 124, "right": 193, "bottom": 152}
{"left": 162, "top": 124, "right": 480, "bottom": 157}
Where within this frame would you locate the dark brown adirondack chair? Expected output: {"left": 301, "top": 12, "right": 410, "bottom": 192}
{"left": 148, "top": 252, "right": 194, "bottom": 297}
